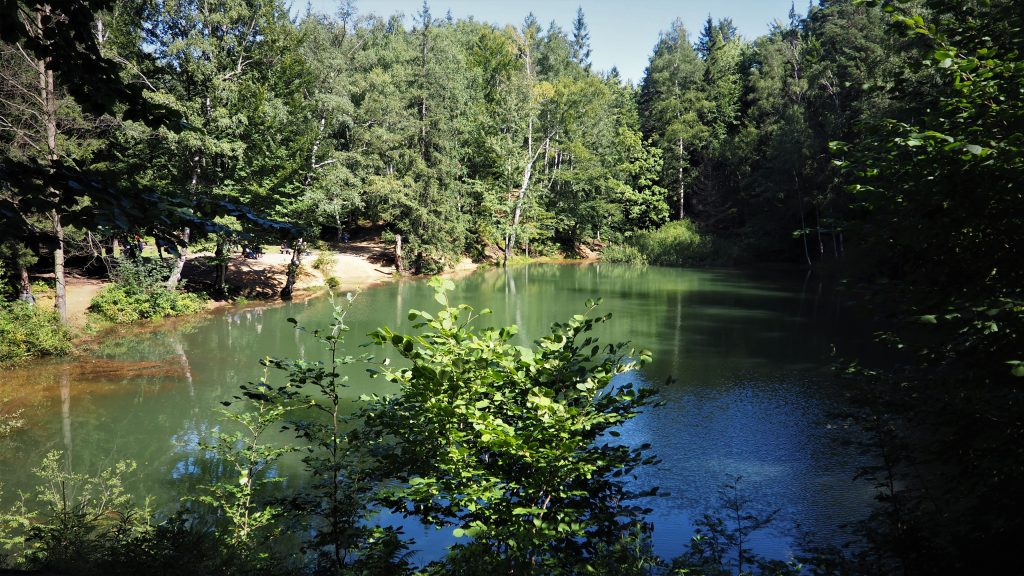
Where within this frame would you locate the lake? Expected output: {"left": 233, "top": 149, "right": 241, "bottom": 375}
{"left": 0, "top": 263, "right": 876, "bottom": 562}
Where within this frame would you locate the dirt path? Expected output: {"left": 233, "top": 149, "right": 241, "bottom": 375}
{"left": 34, "top": 277, "right": 105, "bottom": 329}
{"left": 46, "top": 240, "right": 477, "bottom": 327}
{"left": 199, "top": 240, "right": 399, "bottom": 298}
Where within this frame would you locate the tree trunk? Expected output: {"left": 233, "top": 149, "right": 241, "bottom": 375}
{"left": 19, "top": 264, "right": 34, "bottom": 305}
{"left": 280, "top": 238, "right": 304, "bottom": 300}
{"left": 394, "top": 234, "right": 405, "bottom": 275}
{"left": 419, "top": 16, "right": 430, "bottom": 161}
{"left": 51, "top": 209, "right": 67, "bottom": 324}
{"left": 504, "top": 160, "right": 531, "bottom": 266}
{"left": 37, "top": 7, "right": 66, "bottom": 323}
{"left": 505, "top": 132, "right": 552, "bottom": 266}
{"left": 166, "top": 227, "right": 190, "bottom": 289}
{"left": 814, "top": 204, "right": 825, "bottom": 258}
{"left": 214, "top": 236, "right": 228, "bottom": 297}
{"left": 678, "top": 137, "right": 686, "bottom": 219}
{"left": 795, "top": 173, "right": 812, "bottom": 267}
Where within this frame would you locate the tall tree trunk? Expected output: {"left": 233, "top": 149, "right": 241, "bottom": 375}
{"left": 36, "top": 20, "right": 67, "bottom": 323}
{"left": 505, "top": 132, "right": 551, "bottom": 266}
{"left": 214, "top": 236, "right": 228, "bottom": 297}
{"left": 394, "top": 234, "right": 405, "bottom": 275}
{"left": 678, "top": 137, "right": 686, "bottom": 219}
{"left": 814, "top": 204, "right": 825, "bottom": 258}
{"left": 505, "top": 161, "right": 532, "bottom": 266}
{"left": 51, "top": 209, "right": 67, "bottom": 324}
{"left": 168, "top": 159, "right": 200, "bottom": 290}
{"left": 795, "top": 172, "right": 811, "bottom": 267}
{"left": 19, "top": 264, "right": 33, "bottom": 304}
{"left": 419, "top": 15, "right": 430, "bottom": 161}
{"left": 165, "top": 227, "right": 190, "bottom": 289}
{"left": 280, "top": 238, "right": 304, "bottom": 300}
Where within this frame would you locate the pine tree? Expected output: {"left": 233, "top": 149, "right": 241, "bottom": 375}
{"left": 570, "top": 6, "right": 591, "bottom": 69}
{"left": 638, "top": 19, "right": 711, "bottom": 219}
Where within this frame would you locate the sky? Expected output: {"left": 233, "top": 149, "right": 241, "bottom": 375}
{"left": 302, "top": 0, "right": 801, "bottom": 84}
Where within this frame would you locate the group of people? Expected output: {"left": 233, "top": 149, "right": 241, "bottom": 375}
{"left": 242, "top": 244, "right": 264, "bottom": 259}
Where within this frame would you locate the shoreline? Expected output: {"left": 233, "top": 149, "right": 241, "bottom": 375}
{"left": 60, "top": 243, "right": 480, "bottom": 347}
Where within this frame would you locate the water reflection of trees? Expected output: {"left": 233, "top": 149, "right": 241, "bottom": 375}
{"left": 1, "top": 265, "right": 877, "bottom": 563}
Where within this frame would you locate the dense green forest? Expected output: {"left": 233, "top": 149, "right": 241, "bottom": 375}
{"left": 1, "top": 0, "right": 1022, "bottom": 574}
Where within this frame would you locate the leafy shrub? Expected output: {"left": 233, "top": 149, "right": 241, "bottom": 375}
{"left": 324, "top": 276, "right": 340, "bottom": 290}
{"left": 312, "top": 250, "right": 334, "bottom": 275}
{"left": 601, "top": 244, "right": 648, "bottom": 266}
{"left": 632, "top": 220, "right": 714, "bottom": 267}
{"left": 0, "top": 302, "right": 72, "bottom": 365}
{"left": 89, "top": 258, "right": 204, "bottom": 324}
{"left": 1, "top": 451, "right": 267, "bottom": 576}
{"left": 0, "top": 242, "right": 38, "bottom": 299}
{"left": 364, "top": 278, "right": 658, "bottom": 572}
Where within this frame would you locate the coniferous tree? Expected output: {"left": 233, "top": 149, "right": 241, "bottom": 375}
{"left": 570, "top": 6, "right": 591, "bottom": 70}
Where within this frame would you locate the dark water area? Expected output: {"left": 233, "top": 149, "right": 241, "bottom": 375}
{"left": 0, "top": 263, "right": 878, "bottom": 562}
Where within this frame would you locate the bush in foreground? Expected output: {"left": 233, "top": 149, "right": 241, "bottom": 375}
{"left": 0, "top": 302, "right": 72, "bottom": 365}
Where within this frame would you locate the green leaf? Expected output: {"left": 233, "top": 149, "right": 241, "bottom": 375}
{"left": 516, "top": 346, "right": 535, "bottom": 364}
{"left": 1009, "top": 361, "right": 1024, "bottom": 377}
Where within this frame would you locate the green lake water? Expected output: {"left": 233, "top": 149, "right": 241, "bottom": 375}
{"left": 0, "top": 263, "right": 877, "bottom": 561}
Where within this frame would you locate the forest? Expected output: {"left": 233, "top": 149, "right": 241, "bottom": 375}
{"left": 1, "top": 0, "right": 1022, "bottom": 574}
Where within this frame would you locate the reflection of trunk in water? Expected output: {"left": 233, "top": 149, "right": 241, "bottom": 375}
{"left": 799, "top": 269, "right": 812, "bottom": 318}
{"left": 172, "top": 338, "right": 195, "bottom": 399}
{"left": 813, "top": 277, "right": 823, "bottom": 319}
{"left": 517, "top": 266, "right": 527, "bottom": 330}
{"left": 60, "top": 365, "right": 72, "bottom": 470}
{"left": 396, "top": 281, "right": 404, "bottom": 327}
{"left": 504, "top": 269, "right": 519, "bottom": 331}
{"left": 672, "top": 289, "right": 683, "bottom": 378}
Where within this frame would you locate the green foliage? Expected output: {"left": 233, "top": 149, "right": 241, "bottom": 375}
{"left": 0, "top": 451, "right": 147, "bottom": 572}
{"left": 89, "top": 258, "right": 204, "bottom": 324}
{"left": 196, "top": 387, "right": 294, "bottom": 553}
{"left": 363, "top": 277, "right": 658, "bottom": 573}
{"left": 631, "top": 220, "right": 714, "bottom": 267}
{"left": 600, "top": 244, "right": 648, "bottom": 266}
{"left": 1, "top": 454, "right": 263, "bottom": 576}
{"left": 215, "top": 291, "right": 413, "bottom": 573}
{"left": 311, "top": 250, "right": 334, "bottom": 275}
{"left": 824, "top": 1, "right": 1024, "bottom": 571}
{"left": 670, "top": 477, "right": 796, "bottom": 576}
{"left": 0, "top": 241, "right": 36, "bottom": 298}
{"left": 0, "top": 302, "right": 72, "bottom": 365}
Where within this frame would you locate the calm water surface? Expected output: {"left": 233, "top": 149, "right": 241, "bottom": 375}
{"left": 0, "top": 264, "right": 876, "bottom": 561}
